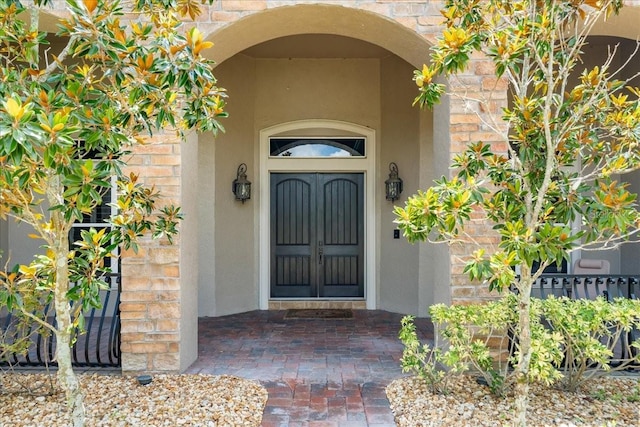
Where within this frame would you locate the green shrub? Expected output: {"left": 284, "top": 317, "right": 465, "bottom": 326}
{"left": 398, "top": 294, "right": 640, "bottom": 396}
{"left": 398, "top": 315, "right": 451, "bottom": 394}
{"left": 400, "top": 295, "right": 640, "bottom": 395}
{"left": 541, "top": 296, "right": 640, "bottom": 392}
{"left": 430, "top": 295, "right": 563, "bottom": 396}
{"left": 398, "top": 298, "right": 520, "bottom": 396}
{"left": 429, "top": 299, "right": 514, "bottom": 396}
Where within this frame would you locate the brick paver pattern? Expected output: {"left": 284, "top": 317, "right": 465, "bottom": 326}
{"left": 186, "top": 310, "right": 433, "bottom": 427}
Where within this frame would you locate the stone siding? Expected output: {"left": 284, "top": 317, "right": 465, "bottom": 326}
{"left": 119, "top": 133, "right": 184, "bottom": 373}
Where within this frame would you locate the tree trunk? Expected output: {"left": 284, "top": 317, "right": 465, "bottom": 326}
{"left": 513, "top": 280, "right": 533, "bottom": 427}
{"left": 49, "top": 175, "right": 85, "bottom": 427}
{"left": 54, "top": 300, "right": 85, "bottom": 427}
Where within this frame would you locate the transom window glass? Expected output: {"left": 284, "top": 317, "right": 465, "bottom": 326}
{"left": 270, "top": 138, "right": 365, "bottom": 157}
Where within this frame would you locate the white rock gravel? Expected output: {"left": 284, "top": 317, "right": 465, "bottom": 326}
{"left": 387, "top": 375, "right": 640, "bottom": 426}
{"left": 0, "top": 373, "right": 267, "bottom": 426}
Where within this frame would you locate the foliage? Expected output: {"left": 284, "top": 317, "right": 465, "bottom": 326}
{"left": 429, "top": 300, "right": 515, "bottom": 396}
{"left": 398, "top": 315, "right": 451, "bottom": 394}
{"left": 400, "top": 0, "right": 640, "bottom": 287}
{"left": 542, "top": 296, "right": 640, "bottom": 391}
{"left": 430, "top": 295, "right": 563, "bottom": 396}
{"left": 0, "top": 0, "right": 226, "bottom": 313}
{"left": 396, "top": 1, "right": 640, "bottom": 425}
{"left": 400, "top": 295, "right": 640, "bottom": 397}
{"left": 0, "top": 0, "right": 225, "bottom": 425}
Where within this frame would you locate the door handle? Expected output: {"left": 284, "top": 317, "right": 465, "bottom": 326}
{"left": 318, "top": 241, "right": 323, "bottom": 265}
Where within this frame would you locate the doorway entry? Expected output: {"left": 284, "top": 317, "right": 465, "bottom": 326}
{"left": 271, "top": 173, "right": 364, "bottom": 298}
{"left": 259, "top": 120, "right": 376, "bottom": 309}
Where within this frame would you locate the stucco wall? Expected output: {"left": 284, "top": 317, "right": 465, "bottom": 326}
{"left": 197, "top": 132, "right": 217, "bottom": 315}
{"left": 430, "top": 81, "right": 453, "bottom": 307}
{"left": 0, "top": 221, "right": 43, "bottom": 267}
{"left": 418, "top": 108, "right": 437, "bottom": 316}
{"left": 618, "top": 38, "right": 640, "bottom": 274}
{"left": 0, "top": 221, "right": 6, "bottom": 266}
{"left": 206, "top": 54, "right": 258, "bottom": 317}
{"left": 179, "top": 132, "right": 200, "bottom": 370}
{"left": 379, "top": 55, "right": 422, "bottom": 314}
{"left": 253, "top": 58, "right": 380, "bottom": 130}
{"left": 621, "top": 170, "right": 640, "bottom": 274}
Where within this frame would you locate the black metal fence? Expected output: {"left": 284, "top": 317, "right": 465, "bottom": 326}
{"left": 0, "top": 273, "right": 121, "bottom": 368}
{"left": 530, "top": 274, "right": 639, "bottom": 301}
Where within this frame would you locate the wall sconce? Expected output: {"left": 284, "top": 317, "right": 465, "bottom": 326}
{"left": 385, "top": 162, "right": 403, "bottom": 202}
{"left": 232, "top": 163, "right": 251, "bottom": 203}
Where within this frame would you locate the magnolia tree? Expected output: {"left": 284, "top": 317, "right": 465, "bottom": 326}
{"left": 0, "top": 0, "right": 225, "bottom": 425}
{"left": 395, "top": 0, "right": 640, "bottom": 425}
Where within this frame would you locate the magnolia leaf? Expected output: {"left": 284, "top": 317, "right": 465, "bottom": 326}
{"left": 83, "top": 0, "right": 98, "bottom": 13}
{"left": 4, "top": 98, "right": 25, "bottom": 120}
{"left": 18, "top": 265, "right": 37, "bottom": 276}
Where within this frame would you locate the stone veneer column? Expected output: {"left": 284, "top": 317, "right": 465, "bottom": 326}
{"left": 119, "top": 133, "right": 183, "bottom": 373}
{"left": 446, "top": 54, "right": 509, "bottom": 305}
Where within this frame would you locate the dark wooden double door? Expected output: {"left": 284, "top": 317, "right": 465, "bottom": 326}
{"left": 271, "top": 173, "right": 364, "bottom": 298}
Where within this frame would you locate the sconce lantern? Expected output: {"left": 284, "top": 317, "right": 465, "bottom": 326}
{"left": 385, "top": 162, "right": 403, "bottom": 202}
{"left": 232, "top": 163, "right": 251, "bottom": 203}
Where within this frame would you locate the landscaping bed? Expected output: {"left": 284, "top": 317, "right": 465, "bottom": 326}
{"left": 0, "top": 373, "right": 267, "bottom": 426}
{"left": 387, "top": 374, "right": 640, "bottom": 426}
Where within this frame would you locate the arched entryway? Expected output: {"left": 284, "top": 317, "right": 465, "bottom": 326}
{"left": 194, "top": 4, "right": 440, "bottom": 318}
{"left": 4, "top": 0, "right": 640, "bottom": 375}
{"left": 205, "top": 4, "right": 433, "bottom": 68}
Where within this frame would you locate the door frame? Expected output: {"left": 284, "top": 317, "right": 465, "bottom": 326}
{"left": 259, "top": 120, "right": 376, "bottom": 309}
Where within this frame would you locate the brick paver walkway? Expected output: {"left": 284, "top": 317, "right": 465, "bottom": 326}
{"left": 185, "top": 310, "right": 433, "bottom": 427}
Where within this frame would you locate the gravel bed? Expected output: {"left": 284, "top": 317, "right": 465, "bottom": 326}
{"left": 387, "top": 375, "right": 640, "bottom": 426}
{"left": 0, "top": 373, "right": 267, "bottom": 426}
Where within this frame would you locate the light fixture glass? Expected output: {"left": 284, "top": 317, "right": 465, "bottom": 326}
{"left": 232, "top": 163, "right": 251, "bottom": 203}
{"left": 385, "top": 162, "right": 403, "bottom": 202}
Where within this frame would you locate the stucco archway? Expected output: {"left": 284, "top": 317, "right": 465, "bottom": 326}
{"left": 206, "top": 4, "right": 431, "bottom": 69}
{"left": 13, "top": 0, "right": 640, "bottom": 375}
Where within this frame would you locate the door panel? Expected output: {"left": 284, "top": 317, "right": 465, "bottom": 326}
{"left": 270, "top": 173, "right": 364, "bottom": 298}
{"left": 271, "top": 175, "right": 316, "bottom": 297}
{"left": 318, "top": 174, "right": 364, "bottom": 297}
